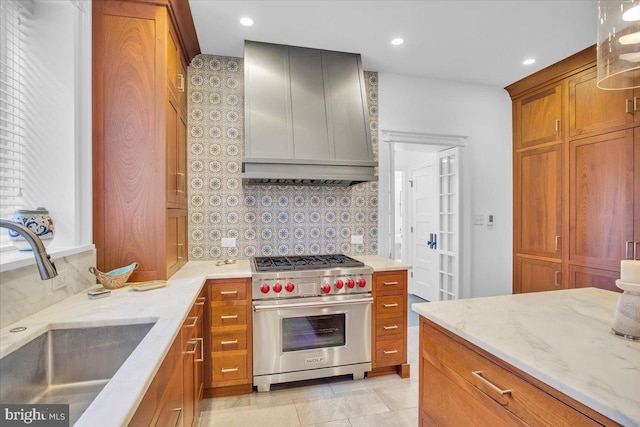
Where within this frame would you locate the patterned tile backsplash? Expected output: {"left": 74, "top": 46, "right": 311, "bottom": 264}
{"left": 187, "top": 55, "right": 379, "bottom": 261}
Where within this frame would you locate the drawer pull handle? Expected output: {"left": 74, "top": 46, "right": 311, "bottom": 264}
{"left": 221, "top": 367, "right": 239, "bottom": 373}
{"left": 177, "top": 74, "right": 185, "bottom": 92}
{"left": 220, "top": 290, "right": 238, "bottom": 295}
{"left": 383, "top": 303, "right": 399, "bottom": 308}
{"left": 383, "top": 325, "right": 399, "bottom": 330}
{"left": 383, "top": 281, "right": 398, "bottom": 286}
{"left": 472, "top": 371, "right": 511, "bottom": 397}
{"left": 184, "top": 316, "right": 198, "bottom": 328}
{"left": 221, "top": 314, "right": 238, "bottom": 320}
{"left": 196, "top": 337, "right": 204, "bottom": 362}
{"left": 383, "top": 349, "right": 398, "bottom": 355}
{"left": 220, "top": 339, "right": 238, "bottom": 345}
{"left": 185, "top": 340, "right": 198, "bottom": 355}
{"left": 195, "top": 296, "right": 205, "bottom": 306}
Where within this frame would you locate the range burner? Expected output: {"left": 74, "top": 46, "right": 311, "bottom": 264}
{"left": 252, "top": 254, "right": 364, "bottom": 272}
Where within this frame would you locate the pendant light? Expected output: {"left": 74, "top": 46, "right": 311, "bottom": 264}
{"left": 597, "top": 0, "right": 640, "bottom": 89}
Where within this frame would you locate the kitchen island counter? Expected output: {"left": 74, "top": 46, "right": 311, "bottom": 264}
{"left": 413, "top": 288, "right": 640, "bottom": 426}
{"left": 0, "top": 260, "right": 251, "bottom": 427}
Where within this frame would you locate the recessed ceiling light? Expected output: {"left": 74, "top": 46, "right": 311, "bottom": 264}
{"left": 240, "top": 17, "right": 254, "bottom": 27}
{"left": 523, "top": 58, "right": 536, "bottom": 65}
{"left": 391, "top": 38, "right": 404, "bottom": 46}
{"left": 622, "top": 4, "right": 640, "bottom": 21}
{"left": 619, "top": 31, "right": 640, "bottom": 45}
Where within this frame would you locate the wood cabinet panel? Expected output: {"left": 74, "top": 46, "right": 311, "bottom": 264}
{"left": 514, "top": 257, "right": 562, "bottom": 293}
{"left": 569, "top": 265, "right": 620, "bottom": 292}
{"left": 515, "top": 84, "right": 563, "bottom": 149}
{"left": 420, "top": 318, "right": 605, "bottom": 427}
{"left": 569, "top": 69, "right": 635, "bottom": 138}
{"left": 515, "top": 143, "right": 563, "bottom": 258}
{"left": 166, "top": 209, "right": 187, "bottom": 277}
{"left": 636, "top": 128, "right": 640, "bottom": 258}
{"left": 569, "top": 130, "right": 634, "bottom": 269}
{"left": 93, "top": 0, "right": 197, "bottom": 281}
{"left": 371, "top": 270, "right": 409, "bottom": 375}
{"left": 206, "top": 279, "right": 253, "bottom": 394}
{"left": 153, "top": 366, "right": 184, "bottom": 427}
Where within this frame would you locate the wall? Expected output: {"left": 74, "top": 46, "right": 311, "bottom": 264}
{"left": 379, "top": 73, "right": 513, "bottom": 297}
{"left": 187, "top": 55, "right": 379, "bottom": 260}
{"left": 0, "top": 250, "right": 96, "bottom": 329}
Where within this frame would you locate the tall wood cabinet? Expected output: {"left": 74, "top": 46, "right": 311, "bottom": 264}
{"left": 507, "top": 45, "right": 640, "bottom": 294}
{"left": 92, "top": 0, "right": 199, "bottom": 281}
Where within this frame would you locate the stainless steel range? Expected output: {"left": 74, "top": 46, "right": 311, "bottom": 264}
{"left": 251, "top": 254, "right": 373, "bottom": 392}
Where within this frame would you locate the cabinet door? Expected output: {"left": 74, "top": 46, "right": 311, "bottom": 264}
{"left": 154, "top": 366, "right": 183, "bottom": 427}
{"left": 324, "top": 50, "right": 372, "bottom": 161}
{"left": 166, "top": 209, "right": 187, "bottom": 276}
{"left": 244, "top": 41, "right": 292, "bottom": 158}
{"left": 515, "top": 144, "right": 562, "bottom": 258}
{"left": 635, "top": 128, "right": 640, "bottom": 260}
{"left": 514, "top": 257, "right": 562, "bottom": 293}
{"left": 178, "top": 57, "right": 188, "bottom": 111}
{"left": 515, "top": 84, "right": 562, "bottom": 149}
{"left": 182, "top": 339, "right": 195, "bottom": 427}
{"left": 569, "top": 265, "right": 620, "bottom": 292}
{"left": 167, "top": 24, "right": 180, "bottom": 98}
{"left": 569, "top": 69, "right": 634, "bottom": 138}
{"left": 569, "top": 130, "right": 634, "bottom": 270}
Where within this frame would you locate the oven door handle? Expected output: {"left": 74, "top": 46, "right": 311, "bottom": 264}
{"left": 253, "top": 296, "right": 373, "bottom": 311}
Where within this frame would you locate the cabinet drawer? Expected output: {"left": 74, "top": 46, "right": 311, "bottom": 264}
{"left": 376, "top": 295, "right": 404, "bottom": 317}
{"left": 375, "top": 337, "right": 405, "bottom": 366}
{"left": 421, "top": 321, "right": 600, "bottom": 427}
{"left": 211, "top": 330, "right": 247, "bottom": 352}
{"left": 210, "top": 306, "right": 247, "bottom": 327}
{"left": 375, "top": 315, "right": 404, "bottom": 338}
{"left": 374, "top": 271, "right": 406, "bottom": 293}
{"left": 211, "top": 352, "right": 249, "bottom": 383}
{"left": 210, "top": 281, "right": 248, "bottom": 302}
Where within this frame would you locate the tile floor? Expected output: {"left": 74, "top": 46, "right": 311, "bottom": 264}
{"left": 199, "top": 325, "right": 420, "bottom": 427}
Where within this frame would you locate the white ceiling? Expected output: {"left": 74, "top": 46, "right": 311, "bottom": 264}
{"left": 188, "top": 0, "right": 598, "bottom": 88}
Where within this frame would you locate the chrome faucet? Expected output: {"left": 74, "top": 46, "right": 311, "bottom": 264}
{"left": 0, "top": 219, "right": 58, "bottom": 280}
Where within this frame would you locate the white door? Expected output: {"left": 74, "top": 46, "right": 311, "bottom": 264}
{"left": 409, "top": 160, "right": 439, "bottom": 302}
{"left": 438, "top": 147, "right": 460, "bottom": 300}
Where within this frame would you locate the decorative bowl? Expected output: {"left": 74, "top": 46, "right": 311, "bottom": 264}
{"left": 88, "top": 262, "right": 139, "bottom": 290}
{"left": 8, "top": 208, "right": 55, "bottom": 250}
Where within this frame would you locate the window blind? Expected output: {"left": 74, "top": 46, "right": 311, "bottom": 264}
{"left": 0, "top": 0, "right": 30, "bottom": 248}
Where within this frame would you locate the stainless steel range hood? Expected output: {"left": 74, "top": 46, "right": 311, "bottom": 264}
{"left": 243, "top": 41, "right": 377, "bottom": 186}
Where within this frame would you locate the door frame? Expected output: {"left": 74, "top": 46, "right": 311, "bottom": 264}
{"left": 379, "top": 130, "right": 471, "bottom": 298}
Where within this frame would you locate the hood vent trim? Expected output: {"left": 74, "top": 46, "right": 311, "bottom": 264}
{"left": 243, "top": 41, "right": 376, "bottom": 186}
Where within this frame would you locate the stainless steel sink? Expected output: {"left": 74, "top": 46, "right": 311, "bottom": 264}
{"left": 0, "top": 323, "right": 154, "bottom": 425}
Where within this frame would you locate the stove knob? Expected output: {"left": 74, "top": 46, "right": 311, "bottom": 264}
{"left": 335, "top": 279, "right": 344, "bottom": 289}
{"left": 347, "top": 279, "right": 355, "bottom": 289}
{"left": 321, "top": 283, "right": 331, "bottom": 294}
{"left": 358, "top": 278, "right": 367, "bottom": 288}
{"left": 260, "top": 284, "right": 270, "bottom": 294}
{"left": 273, "top": 283, "right": 283, "bottom": 293}
{"left": 285, "top": 282, "right": 295, "bottom": 292}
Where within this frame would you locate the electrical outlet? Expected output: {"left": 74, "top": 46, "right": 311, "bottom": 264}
{"left": 51, "top": 271, "right": 67, "bottom": 291}
{"left": 221, "top": 237, "right": 236, "bottom": 248}
{"left": 351, "top": 235, "right": 364, "bottom": 244}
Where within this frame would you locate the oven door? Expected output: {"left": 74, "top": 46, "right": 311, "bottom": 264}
{"left": 253, "top": 294, "right": 372, "bottom": 376}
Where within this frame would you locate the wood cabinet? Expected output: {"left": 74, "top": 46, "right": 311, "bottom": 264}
{"left": 507, "top": 45, "right": 640, "bottom": 293}
{"left": 514, "top": 143, "right": 563, "bottom": 259}
{"left": 369, "top": 270, "right": 410, "bottom": 378}
{"left": 92, "top": 0, "right": 199, "bottom": 281}
{"left": 514, "top": 257, "right": 562, "bottom": 293}
{"left": 129, "top": 291, "right": 205, "bottom": 427}
{"left": 419, "top": 317, "right": 617, "bottom": 427}
{"left": 204, "top": 278, "right": 253, "bottom": 397}
{"left": 513, "top": 83, "right": 563, "bottom": 149}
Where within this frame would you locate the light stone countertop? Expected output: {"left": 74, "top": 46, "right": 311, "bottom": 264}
{"left": 412, "top": 288, "right": 640, "bottom": 426}
{"left": 352, "top": 255, "right": 412, "bottom": 271}
{"left": 0, "top": 260, "right": 251, "bottom": 427}
{"left": 0, "top": 255, "right": 404, "bottom": 426}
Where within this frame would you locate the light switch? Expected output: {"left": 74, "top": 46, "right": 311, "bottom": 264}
{"left": 486, "top": 212, "right": 495, "bottom": 227}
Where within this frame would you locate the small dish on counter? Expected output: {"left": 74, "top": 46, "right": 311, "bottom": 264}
{"left": 129, "top": 281, "right": 167, "bottom": 292}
